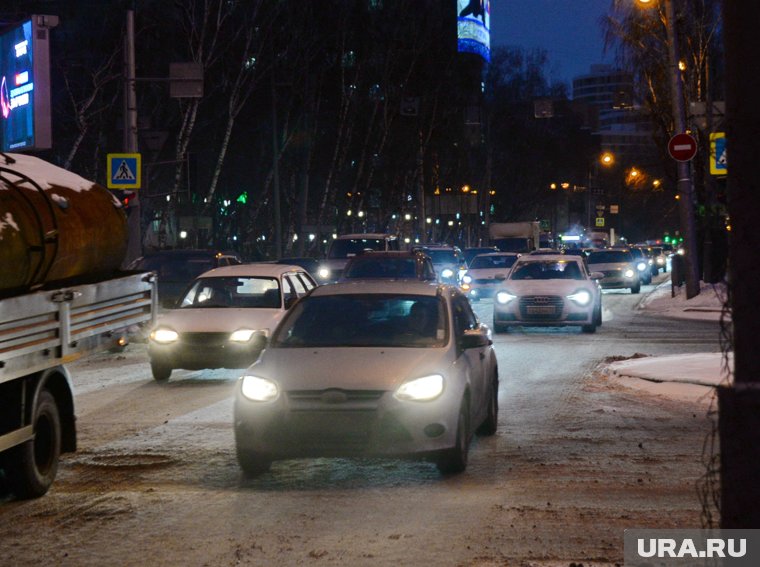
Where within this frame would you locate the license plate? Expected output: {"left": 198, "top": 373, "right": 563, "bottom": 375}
{"left": 526, "top": 305, "right": 556, "bottom": 314}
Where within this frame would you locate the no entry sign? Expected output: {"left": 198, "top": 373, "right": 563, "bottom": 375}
{"left": 668, "top": 133, "right": 697, "bottom": 162}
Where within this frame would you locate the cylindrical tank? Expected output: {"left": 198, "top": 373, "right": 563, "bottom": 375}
{"left": 0, "top": 153, "right": 128, "bottom": 295}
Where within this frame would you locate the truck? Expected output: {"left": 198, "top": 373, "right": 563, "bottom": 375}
{"left": 0, "top": 153, "right": 156, "bottom": 498}
{"left": 488, "top": 221, "right": 542, "bottom": 253}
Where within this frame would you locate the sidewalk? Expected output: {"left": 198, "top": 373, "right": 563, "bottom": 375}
{"left": 602, "top": 277, "right": 732, "bottom": 402}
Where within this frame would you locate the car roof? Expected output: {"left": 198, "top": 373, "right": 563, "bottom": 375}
{"left": 309, "top": 280, "right": 443, "bottom": 297}
{"left": 334, "top": 233, "right": 396, "bottom": 240}
{"left": 197, "top": 263, "right": 310, "bottom": 278}
{"left": 472, "top": 252, "right": 519, "bottom": 258}
{"left": 516, "top": 254, "right": 579, "bottom": 263}
{"left": 349, "top": 250, "right": 425, "bottom": 258}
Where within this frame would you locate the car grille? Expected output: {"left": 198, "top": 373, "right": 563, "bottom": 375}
{"left": 178, "top": 332, "right": 228, "bottom": 347}
{"left": 287, "top": 389, "right": 385, "bottom": 408}
{"left": 518, "top": 295, "right": 564, "bottom": 320}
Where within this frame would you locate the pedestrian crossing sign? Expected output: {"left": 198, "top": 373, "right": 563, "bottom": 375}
{"left": 709, "top": 132, "right": 726, "bottom": 176}
{"left": 107, "top": 153, "right": 141, "bottom": 189}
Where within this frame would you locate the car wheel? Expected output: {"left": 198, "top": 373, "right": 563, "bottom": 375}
{"left": 595, "top": 305, "right": 603, "bottom": 327}
{"left": 436, "top": 401, "right": 470, "bottom": 474}
{"left": 151, "top": 360, "right": 172, "bottom": 382}
{"left": 236, "top": 449, "right": 272, "bottom": 477}
{"left": 4, "top": 389, "right": 61, "bottom": 499}
{"left": 631, "top": 283, "right": 641, "bottom": 294}
{"left": 581, "top": 323, "right": 597, "bottom": 333}
{"left": 492, "top": 319, "right": 508, "bottom": 333}
{"left": 476, "top": 376, "right": 499, "bottom": 436}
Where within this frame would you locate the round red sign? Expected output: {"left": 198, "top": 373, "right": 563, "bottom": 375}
{"left": 668, "top": 133, "right": 697, "bottom": 161}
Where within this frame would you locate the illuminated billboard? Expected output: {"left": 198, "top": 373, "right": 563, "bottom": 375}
{"left": 457, "top": 0, "right": 490, "bottom": 62}
{"left": 0, "top": 16, "right": 54, "bottom": 152}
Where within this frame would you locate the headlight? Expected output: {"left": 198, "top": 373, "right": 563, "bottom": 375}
{"left": 240, "top": 375, "right": 279, "bottom": 402}
{"left": 624, "top": 268, "right": 635, "bottom": 278}
{"left": 229, "top": 329, "right": 257, "bottom": 343}
{"left": 567, "top": 290, "right": 592, "bottom": 306}
{"left": 462, "top": 274, "right": 472, "bottom": 284}
{"left": 318, "top": 267, "right": 331, "bottom": 279}
{"left": 636, "top": 262, "right": 647, "bottom": 272}
{"left": 150, "top": 328, "right": 179, "bottom": 343}
{"left": 496, "top": 291, "right": 517, "bottom": 304}
{"left": 394, "top": 374, "right": 444, "bottom": 401}
{"left": 441, "top": 268, "right": 454, "bottom": 278}
{"left": 657, "top": 257, "right": 665, "bottom": 264}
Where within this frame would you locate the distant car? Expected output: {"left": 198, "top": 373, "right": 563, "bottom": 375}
{"left": 628, "top": 246, "right": 653, "bottom": 285}
{"left": 273, "top": 257, "right": 321, "bottom": 279}
{"left": 492, "top": 254, "right": 603, "bottom": 334}
{"left": 463, "top": 246, "right": 500, "bottom": 265}
{"left": 529, "top": 248, "right": 562, "bottom": 255}
{"left": 147, "top": 264, "right": 317, "bottom": 381}
{"left": 412, "top": 244, "right": 467, "bottom": 285}
{"left": 127, "top": 249, "right": 243, "bottom": 308}
{"left": 460, "top": 252, "right": 520, "bottom": 301}
{"left": 340, "top": 250, "right": 437, "bottom": 281}
{"left": 649, "top": 246, "right": 668, "bottom": 273}
{"left": 233, "top": 280, "right": 499, "bottom": 476}
{"left": 316, "top": 233, "right": 401, "bottom": 283}
{"left": 586, "top": 249, "right": 641, "bottom": 294}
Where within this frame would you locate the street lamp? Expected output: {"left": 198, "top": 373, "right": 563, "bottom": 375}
{"left": 636, "top": 0, "right": 700, "bottom": 298}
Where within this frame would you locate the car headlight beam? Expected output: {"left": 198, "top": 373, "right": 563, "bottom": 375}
{"left": 567, "top": 289, "right": 592, "bottom": 306}
{"left": 495, "top": 291, "right": 517, "bottom": 304}
{"left": 240, "top": 375, "right": 279, "bottom": 402}
{"left": 441, "top": 268, "right": 454, "bottom": 278}
{"left": 229, "top": 329, "right": 257, "bottom": 343}
{"left": 624, "top": 268, "right": 635, "bottom": 278}
{"left": 395, "top": 374, "right": 444, "bottom": 401}
{"left": 318, "top": 267, "right": 331, "bottom": 279}
{"left": 151, "top": 328, "right": 179, "bottom": 343}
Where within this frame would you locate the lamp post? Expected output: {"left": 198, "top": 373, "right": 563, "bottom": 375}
{"left": 637, "top": 0, "right": 700, "bottom": 298}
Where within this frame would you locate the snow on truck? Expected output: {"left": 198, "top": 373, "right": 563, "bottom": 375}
{"left": 488, "top": 221, "right": 542, "bottom": 253}
{"left": 0, "top": 153, "right": 156, "bottom": 498}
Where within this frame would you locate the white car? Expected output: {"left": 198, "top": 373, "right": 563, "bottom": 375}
{"left": 148, "top": 264, "right": 317, "bottom": 381}
{"left": 233, "top": 280, "right": 499, "bottom": 476}
{"left": 460, "top": 252, "right": 520, "bottom": 301}
{"left": 586, "top": 249, "right": 641, "bottom": 294}
{"left": 493, "top": 254, "right": 603, "bottom": 333}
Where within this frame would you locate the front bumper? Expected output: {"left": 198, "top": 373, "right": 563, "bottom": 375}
{"left": 149, "top": 332, "right": 263, "bottom": 370}
{"left": 234, "top": 386, "right": 461, "bottom": 459}
{"left": 494, "top": 294, "right": 595, "bottom": 327}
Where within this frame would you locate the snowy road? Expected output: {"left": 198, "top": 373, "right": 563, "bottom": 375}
{"left": 0, "top": 279, "right": 724, "bottom": 566}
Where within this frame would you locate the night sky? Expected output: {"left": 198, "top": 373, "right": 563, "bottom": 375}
{"left": 489, "top": 0, "right": 616, "bottom": 86}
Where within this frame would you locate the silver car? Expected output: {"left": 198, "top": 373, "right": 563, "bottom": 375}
{"left": 234, "top": 281, "right": 499, "bottom": 476}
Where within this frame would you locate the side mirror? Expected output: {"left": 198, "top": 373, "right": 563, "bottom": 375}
{"left": 460, "top": 330, "right": 490, "bottom": 349}
{"left": 589, "top": 272, "right": 605, "bottom": 280}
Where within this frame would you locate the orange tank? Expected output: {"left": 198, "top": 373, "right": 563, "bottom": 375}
{"left": 0, "top": 153, "right": 128, "bottom": 295}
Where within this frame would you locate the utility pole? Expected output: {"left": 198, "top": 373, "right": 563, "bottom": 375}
{"left": 664, "top": 0, "right": 700, "bottom": 298}
{"left": 123, "top": 4, "right": 141, "bottom": 265}
{"left": 270, "top": 68, "right": 282, "bottom": 260}
{"left": 718, "top": 0, "right": 760, "bottom": 528}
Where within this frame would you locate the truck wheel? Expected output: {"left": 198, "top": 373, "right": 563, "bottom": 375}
{"left": 151, "top": 360, "right": 172, "bottom": 382}
{"left": 6, "top": 390, "right": 61, "bottom": 499}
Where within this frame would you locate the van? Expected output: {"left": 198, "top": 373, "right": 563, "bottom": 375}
{"left": 316, "top": 233, "right": 400, "bottom": 282}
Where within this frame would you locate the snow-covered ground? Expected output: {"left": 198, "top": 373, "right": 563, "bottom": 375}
{"left": 604, "top": 277, "right": 732, "bottom": 402}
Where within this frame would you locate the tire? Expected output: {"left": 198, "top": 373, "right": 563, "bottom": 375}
{"left": 595, "top": 305, "right": 603, "bottom": 327}
{"left": 236, "top": 449, "right": 272, "bottom": 477}
{"left": 436, "top": 402, "right": 470, "bottom": 474}
{"left": 631, "top": 283, "right": 640, "bottom": 294}
{"left": 476, "top": 376, "right": 499, "bottom": 436}
{"left": 581, "top": 323, "right": 597, "bottom": 334}
{"left": 151, "top": 359, "right": 172, "bottom": 382}
{"left": 492, "top": 319, "right": 508, "bottom": 334}
{"left": 5, "top": 390, "right": 61, "bottom": 499}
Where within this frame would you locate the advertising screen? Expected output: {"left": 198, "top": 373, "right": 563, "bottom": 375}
{"left": 0, "top": 18, "right": 52, "bottom": 151}
{"left": 457, "top": 0, "right": 491, "bottom": 62}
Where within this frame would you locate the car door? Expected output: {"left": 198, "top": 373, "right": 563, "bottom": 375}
{"left": 451, "top": 294, "right": 488, "bottom": 426}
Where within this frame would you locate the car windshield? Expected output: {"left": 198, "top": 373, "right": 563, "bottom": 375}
{"left": 469, "top": 255, "right": 517, "bottom": 270}
{"left": 588, "top": 251, "right": 631, "bottom": 264}
{"left": 509, "top": 260, "right": 583, "bottom": 280}
{"left": 343, "top": 258, "right": 417, "bottom": 279}
{"left": 272, "top": 294, "right": 447, "bottom": 348}
{"left": 179, "top": 276, "right": 281, "bottom": 308}
{"left": 328, "top": 238, "right": 387, "bottom": 259}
